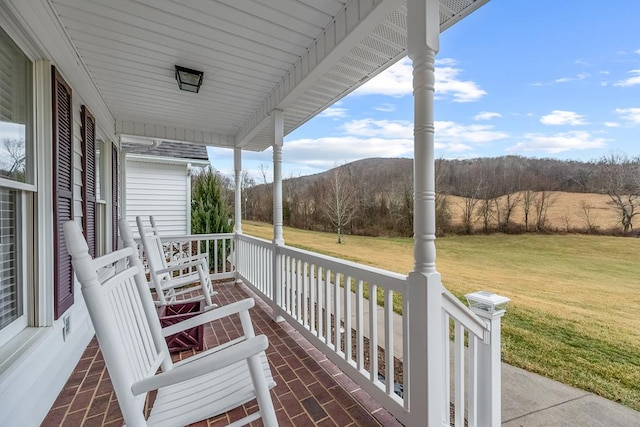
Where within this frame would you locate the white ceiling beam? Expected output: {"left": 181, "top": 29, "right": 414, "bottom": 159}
{"left": 116, "top": 121, "right": 234, "bottom": 147}
{"left": 235, "top": 0, "right": 405, "bottom": 148}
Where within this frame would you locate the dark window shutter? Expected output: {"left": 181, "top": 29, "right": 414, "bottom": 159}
{"left": 52, "top": 66, "right": 74, "bottom": 319}
{"left": 112, "top": 146, "right": 118, "bottom": 249}
{"left": 81, "top": 105, "right": 97, "bottom": 258}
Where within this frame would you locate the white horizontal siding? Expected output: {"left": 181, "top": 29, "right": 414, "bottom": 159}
{"left": 125, "top": 159, "right": 188, "bottom": 237}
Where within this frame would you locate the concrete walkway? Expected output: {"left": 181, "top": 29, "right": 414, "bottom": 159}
{"left": 502, "top": 363, "right": 640, "bottom": 426}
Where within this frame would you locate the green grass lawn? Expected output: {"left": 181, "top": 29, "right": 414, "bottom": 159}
{"left": 242, "top": 221, "right": 640, "bottom": 411}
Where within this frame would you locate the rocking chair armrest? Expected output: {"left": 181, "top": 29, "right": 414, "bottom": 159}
{"left": 161, "top": 298, "right": 255, "bottom": 337}
{"left": 156, "top": 258, "right": 207, "bottom": 274}
{"left": 165, "top": 253, "right": 208, "bottom": 267}
{"left": 131, "top": 335, "right": 268, "bottom": 395}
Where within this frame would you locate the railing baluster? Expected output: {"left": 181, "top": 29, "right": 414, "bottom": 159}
{"left": 296, "top": 259, "right": 302, "bottom": 321}
{"left": 325, "top": 269, "right": 331, "bottom": 346}
{"left": 310, "top": 264, "right": 316, "bottom": 333}
{"left": 443, "top": 311, "right": 451, "bottom": 425}
{"left": 356, "top": 279, "right": 364, "bottom": 371}
{"left": 214, "top": 240, "right": 219, "bottom": 274}
{"left": 369, "top": 283, "right": 378, "bottom": 383}
{"left": 303, "top": 261, "right": 309, "bottom": 327}
{"left": 454, "top": 322, "right": 465, "bottom": 427}
{"left": 384, "top": 289, "right": 394, "bottom": 396}
{"left": 317, "top": 266, "right": 323, "bottom": 338}
{"left": 344, "top": 275, "right": 352, "bottom": 363}
{"left": 334, "top": 272, "right": 341, "bottom": 354}
{"left": 468, "top": 334, "right": 478, "bottom": 427}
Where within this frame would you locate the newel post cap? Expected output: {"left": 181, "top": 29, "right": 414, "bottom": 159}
{"left": 465, "top": 291, "right": 510, "bottom": 319}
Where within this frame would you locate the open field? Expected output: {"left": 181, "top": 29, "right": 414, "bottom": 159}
{"left": 446, "top": 191, "right": 622, "bottom": 232}
{"left": 242, "top": 221, "right": 640, "bottom": 410}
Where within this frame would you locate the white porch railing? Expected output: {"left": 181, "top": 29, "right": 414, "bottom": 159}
{"left": 236, "top": 234, "right": 503, "bottom": 427}
{"left": 134, "top": 232, "right": 236, "bottom": 281}
{"left": 442, "top": 291, "right": 495, "bottom": 427}
{"left": 237, "top": 234, "right": 409, "bottom": 422}
{"left": 135, "top": 232, "right": 503, "bottom": 426}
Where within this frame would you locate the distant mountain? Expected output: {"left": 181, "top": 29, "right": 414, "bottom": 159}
{"left": 283, "top": 157, "right": 413, "bottom": 193}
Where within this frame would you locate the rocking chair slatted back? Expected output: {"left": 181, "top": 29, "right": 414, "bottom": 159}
{"left": 64, "top": 221, "right": 172, "bottom": 422}
{"left": 132, "top": 216, "right": 215, "bottom": 307}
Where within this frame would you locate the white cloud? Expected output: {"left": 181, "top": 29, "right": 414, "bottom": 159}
{"left": 353, "top": 57, "right": 487, "bottom": 102}
{"left": 474, "top": 111, "right": 502, "bottom": 121}
{"left": 436, "top": 63, "right": 487, "bottom": 102}
{"left": 285, "top": 118, "right": 508, "bottom": 161}
{"left": 283, "top": 136, "right": 414, "bottom": 170}
{"left": 353, "top": 59, "right": 412, "bottom": 97}
{"left": 636, "top": 48, "right": 640, "bottom": 55}
{"left": 436, "top": 121, "right": 509, "bottom": 145}
{"left": 319, "top": 106, "right": 348, "bottom": 118}
{"left": 342, "top": 119, "right": 412, "bottom": 138}
{"left": 507, "top": 131, "right": 607, "bottom": 154}
{"left": 540, "top": 110, "right": 587, "bottom": 126}
{"left": 614, "top": 70, "right": 640, "bottom": 87}
{"left": 603, "top": 121, "right": 620, "bottom": 128}
{"left": 375, "top": 103, "right": 396, "bottom": 112}
{"left": 554, "top": 72, "right": 590, "bottom": 83}
{"left": 615, "top": 107, "right": 640, "bottom": 124}
{"left": 342, "top": 118, "right": 508, "bottom": 146}
{"left": 209, "top": 117, "right": 509, "bottom": 180}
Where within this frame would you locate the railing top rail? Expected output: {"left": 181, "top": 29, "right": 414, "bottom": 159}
{"left": 442, "top": 290, "right": 488, "bottom": 338}
{"left": 158, "top": 232, "right": 236, "bottom": 241}
{"left": 237, "top": 233, "right": 272, "bottom": 246}
{"left": 238, "top": 234, "right": 406, "bottom": 292}
{"left": 279, "top": 243, "right": 406, "bottom": 279}
{"left": 278, "top": 242, "right": 407, "bottom": 293}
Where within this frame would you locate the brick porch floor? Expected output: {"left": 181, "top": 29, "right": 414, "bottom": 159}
{"left": 42, "top": 281, "right": 403, "bottom": 426}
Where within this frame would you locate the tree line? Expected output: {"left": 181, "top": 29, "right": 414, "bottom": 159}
{"left": 197, "top": 153, "right": 640, "bottom": 240}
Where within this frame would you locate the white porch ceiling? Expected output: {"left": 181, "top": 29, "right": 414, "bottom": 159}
{"left": 45, "top": 0, "right": 488, "bottom": 151}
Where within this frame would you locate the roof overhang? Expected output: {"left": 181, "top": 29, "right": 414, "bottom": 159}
{"left": 4, "top": 0, "right": 490, "bottom": 151}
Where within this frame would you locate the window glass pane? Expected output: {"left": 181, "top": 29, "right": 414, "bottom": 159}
{"left": 0, "top": 188, "right": 21, "bottom": 330}
{"left": 0, "top": 26, "right": 32, "bottom": 184}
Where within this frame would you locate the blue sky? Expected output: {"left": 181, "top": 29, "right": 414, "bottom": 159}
{"left": 209, "top": 0, "right": 640, "bottom": 180}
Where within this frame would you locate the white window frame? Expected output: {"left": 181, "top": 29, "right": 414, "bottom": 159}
{"left": 0, "top": 15, "right": 51, "bottom": 349}
{"left": 0, "top": 26, "right": 37, "bottom": 346}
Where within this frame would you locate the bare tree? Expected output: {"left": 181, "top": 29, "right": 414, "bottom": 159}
{"left": 495, "top": 192, "right": 522, "bottom": 232}
{"left": 477, "top": 197, "right": 494, "bottom": 233}
{"left": 522, "top": 190, "right": 537, "bottom": 232}
{"left": 578, "top": 200, "right": 598, "bottom": 233}
{"left": 454, "top": 164, "right": 484, "bottom": 234}
{"left": 533, "top": 191, "right": 555, "bottom": 232}
{"left": 1, "top": 138, "right": 26, "bottom": 180}
{"left": 597, "top": 153, "right": 640, "bottom": 233}
{"left": 240, "top": 170, "right": 255, "bottom": 220}
{"left": 322, "top": 165, "right": 358, "bottom": 243}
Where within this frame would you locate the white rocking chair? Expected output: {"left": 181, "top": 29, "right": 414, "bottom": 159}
{"left": 121, "top": 217, "right": 216, "bottom": 307}
{"left": 64, "top": 220, "right": 278, "bottom": 427}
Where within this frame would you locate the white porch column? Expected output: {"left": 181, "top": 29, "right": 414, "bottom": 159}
{"left": 272, "top": 109, "right": 284, "bottom": 246}
{"left": 234, "top": 147, "right": 243, "bottom": 285}
{"left": 272, "top": 109, "right": 285, "bottom": 322}
{"left": 234, "top": 147, "right": 242, "bottom": 234}
{"left": 406, "top": 0, "right": 446, "bottom": 426}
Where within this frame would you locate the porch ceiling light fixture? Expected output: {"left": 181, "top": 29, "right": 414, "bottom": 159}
{"left": 175, "top": 65, "right": 203, "bottom": 93}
